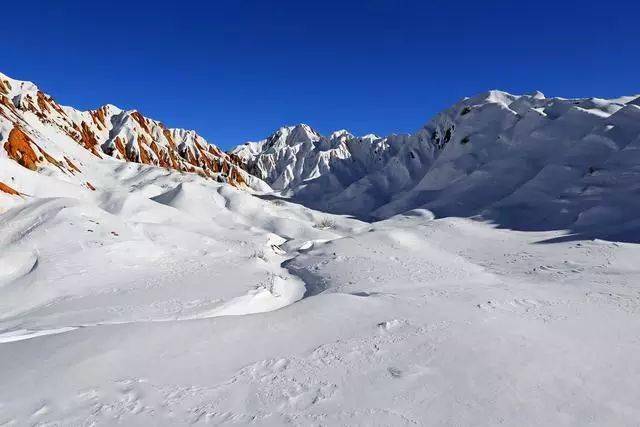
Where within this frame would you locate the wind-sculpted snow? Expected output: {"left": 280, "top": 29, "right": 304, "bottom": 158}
{"left": 236, "top": 91, "right": 640, "bottom": 241}
{"left": 2, "top": 200, "right": 640, "bottom": 424}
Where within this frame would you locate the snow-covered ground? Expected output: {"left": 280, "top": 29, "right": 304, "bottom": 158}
{"left": 2, "top": 70, "right": 640, "bottom": 425}
{"left": 1, "top": 170, "right": 640, "bottom": 425}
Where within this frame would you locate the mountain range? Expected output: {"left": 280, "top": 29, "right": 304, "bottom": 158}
{"left": 4, "top": 70, "right": 640, "bottom": 242}
{"left": 2, "top": 70, "right": 640, "bottom": 425}
{"left": 239, "top": 90, "right": 640, "bottom": 240}
{"left": 0, "top": 71, "right": 266, "bottom": 201}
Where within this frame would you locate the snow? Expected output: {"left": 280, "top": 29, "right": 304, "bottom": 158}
{"left": 238, "top": 91, "right": 640, "bottom": 234}
{"left": 2, "top": 197, "right": 640, "bottom": 424}
{"left": 2, "top": 69, "right": 640, "bottom": 425}
{"left": 0, "top": 327, "right": 78, "bottom": 344}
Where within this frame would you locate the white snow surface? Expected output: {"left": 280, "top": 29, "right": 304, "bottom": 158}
{"left": 1, "top": 73, "right": 640, "bottom": 425}
{"left": 2, "top": 182, "right": 640, "bottom": 425}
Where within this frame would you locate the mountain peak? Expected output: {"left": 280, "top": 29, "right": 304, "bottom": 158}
{"left": 0, "top": 70, "right": 263, "bottom": 191}
{"left": 330, "top": 129, "right": 353, "bottom": 140}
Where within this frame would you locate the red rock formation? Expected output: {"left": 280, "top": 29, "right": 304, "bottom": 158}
{"left": 4, "top": 126, "right": 38, "bottom": 170}
{"left": 64, "top": 156, "right": 82, "bottom": 173}
{"left": 0, "top": 181, "right": 20, "bottom": 195}
{"left": 137, "top": 134, "right": 152, "bottom": 164}
{"left": 0, "top": 79, "right": 10, "bottom": 95}
{"left": 229, "top": 167, "right": 246, "bottom": 186}
{"left": 114, "top": 136, "right": 126, "bottom": 158}
{"left": 90, "top": 106, "right": 108, "bottom": 130}
{"left": 0, "top": 73, "right": 255, "bottom": 189}
{"left": 78, "top": 121, "right": 102, "bottom": 156}
{"left": 36, "top": 91, "right": 52, "bottom": 113}
{"left": 163, "top": 129, "right": 176, "bottom": 148}
{"left": 130, "top": 111, "right": 151, "bottom": 134}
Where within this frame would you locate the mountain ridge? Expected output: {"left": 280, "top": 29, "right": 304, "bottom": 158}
{"left": 233, "top": 90, "right": 640, "bottom": 240}
{"left": 0, "top": 71, "right": 265, "bottom": 196}
{"left": 3, "top": 69, "right": 640, "bottom": 242}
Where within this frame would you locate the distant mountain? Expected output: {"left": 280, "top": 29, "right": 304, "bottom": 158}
{"left": 233, "top": 90, "right": 640, "bottom": 237}
{"left": 0, "top": 71, "right": 266, "bottom": 196}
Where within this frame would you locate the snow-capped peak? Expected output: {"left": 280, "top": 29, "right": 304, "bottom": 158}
{"left": 530, "top": 90, "right": 546, "bottom": 99}
{"left": 234, "top": 89, "right": 640, "bottom": 223}
{"left": 330, "top": 129, "right": 353, "bottom": 140}
{"left": 360, "top": 133, "right": 380, "bottom": 141}
{"left": 0, "top": 72, "right": 39, "bottom": 99}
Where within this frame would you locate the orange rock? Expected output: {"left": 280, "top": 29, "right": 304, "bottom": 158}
{"left": 138, "top": 136, "right": 152, "bottom": 165}
{"left": 228, "top": 167, "right": 246, "bottom": 187}
{"left": 131, "top": 111, "right": 151, "bottom": 134}
{"left": 78, "top": 121, "right": 101, "bottom": 156}
{"left": 0, "top": 94, "right": 23, "bottom": 120}
{"left": 208, "top": 144, "right": 224, "bottom": 158}
{"left": 36, "top": 91, "right": 51, "bottom": 113}
{"left": 0, "top": 181, "right": 20, "bottom": 195}
{"left": 149, "top": 141, "right": 171, "bottom": 168}
{"left": 228, "top": 153, "right": 244, "bottom": 166}
{"left": 3, "top": 84, "right": 251, "bottom": 189}
{"left": 114, "top": 136, "right": 126, "bottom": 158}
{"left": 0, "top": 79, "right": 11, "bottom": 95}
{"left": 90, "top": 106, "right": 108, "bottom": 129}
{"left": 185, "top": 147, "right": 198, "bottom": 166}
{"left": 168, "top": 151, "right": 180, "bottom": 169}
{"left": 64, "top": 156, "right": 82, "bottom": 173}
{"left": 163, "top": 129, "right": 176, "bottom": 148}
{"left": 4, "top": 126, "right": 38, "bottom": 170}
{"left": 50, "top": 98, "right": 67, "bottom": 116}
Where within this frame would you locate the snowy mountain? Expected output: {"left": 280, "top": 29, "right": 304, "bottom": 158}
{"left": 235, "top": 91, "right": 640, "bottom": 239}
{"left": 0, "top": 71, "right": 266, "bottom": 205}
{"left": 2, "top": 70, "right": 640, "bottom": 425}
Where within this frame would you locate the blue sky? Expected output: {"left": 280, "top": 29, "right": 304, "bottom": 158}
{"left": 3, "top": 0, "right": 639, "bottom": 149}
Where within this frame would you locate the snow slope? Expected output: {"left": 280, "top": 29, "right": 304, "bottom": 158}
{"left": 2, "top": 204, "right": 640, "bottom": 425}
{"left": 0, "top": 162, "right": 361, "bottom": 323}
{"left": 2, "top": 71, "right": 640, "bottom": 425}
{"left": 235, "top": 91, "right": 640, "bottom": 242}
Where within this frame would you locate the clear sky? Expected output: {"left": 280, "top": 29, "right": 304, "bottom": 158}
{"left": 3, "top": 0, "right": 639, "bottom": 149}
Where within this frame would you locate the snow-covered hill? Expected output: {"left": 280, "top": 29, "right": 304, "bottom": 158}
{"left": 2, "top": 71, "right": 640, "bottom": 425}
{"left": 235, "top": 91, "right": 640, "bottom": 240}
{"left": 0, "top": 71, "right": 266, "bottom": 207}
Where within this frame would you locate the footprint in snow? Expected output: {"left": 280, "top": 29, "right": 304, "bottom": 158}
{"left": 388, "top": 367, "right": 403, "bottom": 378}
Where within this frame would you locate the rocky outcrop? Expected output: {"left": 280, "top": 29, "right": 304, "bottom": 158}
{"left": 0, "top": 181, "right": 20, "bottom": 196}
{"left": 4, "top": 126, "right": 39, "bottom": 170}
{"left": 0, "top": 71, "right": 256, "bottom": 189}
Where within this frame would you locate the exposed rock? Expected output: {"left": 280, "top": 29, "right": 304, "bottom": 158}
{"left": 4, "top": 126, "right": 38, "bottom": 171}
{"left": 0, "top": 181, "right": 20, "bottom": 195}
{"left": 0, "top": 71, "right": 261, "bottom": 190}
